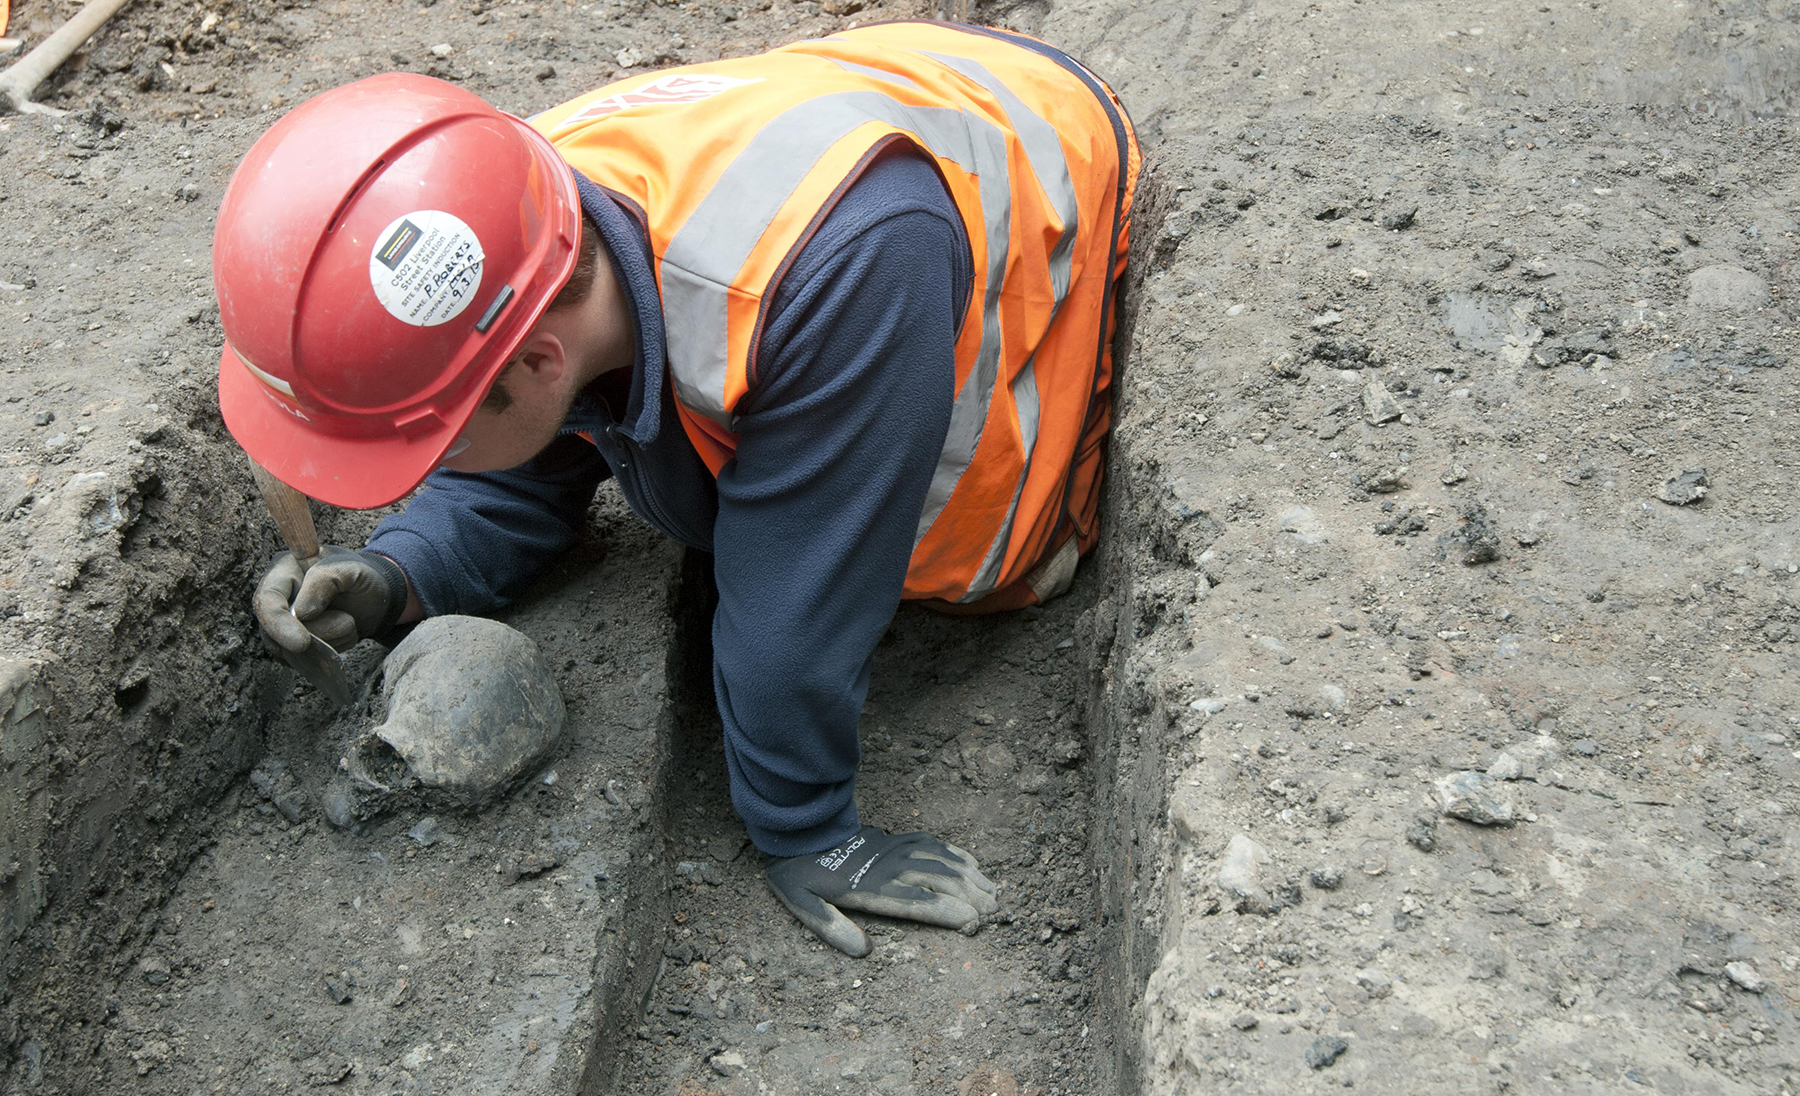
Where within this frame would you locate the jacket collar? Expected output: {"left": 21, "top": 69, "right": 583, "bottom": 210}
{"left": 568, "top": 168, "right": 666, "bottom": 446}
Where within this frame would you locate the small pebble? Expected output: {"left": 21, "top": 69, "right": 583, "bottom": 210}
{"left": 408, "top": 817, "right": 442, "bottom": 846}
{"left": 1405, "top": 812, "right": 1438, "bottom": 852}
{"left": 1435, "top": 771, "right": 1515, "bottom": 825}
{"left": 1306, "top": 1035, "right": 1349, "bottom": 1069}
{"left": 1725, "top": 962, "right": 1766, "bottom": 993}
{"left": 139, "top": 956, "right": 171, "bottom": 985}
{"left": 430, "top": 42, "right": 454, "bottom": 58}
{"left": 1657, "top": 468, "right": 1709, "bottom": 506}
{"left": 1380, "top": 207, "right": 1417, "bottom": 230}
{"left": 1232, "top": 1012, "right": 1259, "bottom": 1031}
{"left": 1309, "top": 865, "right": 1344, "bottom": 890}
{"left": 710, "top": 1051, "right": 747, "bottom": 1077}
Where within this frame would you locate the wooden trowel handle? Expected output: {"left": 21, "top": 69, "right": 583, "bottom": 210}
{"left": 248, "top": 459, "right": 322, "bottom": 569}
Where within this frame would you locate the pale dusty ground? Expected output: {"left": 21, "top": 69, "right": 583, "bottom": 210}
{"left": 1030, "top": 0, "right": 1800, "bottom": 1091}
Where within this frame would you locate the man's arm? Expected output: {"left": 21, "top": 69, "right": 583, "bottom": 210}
{"left": 710, "top": 148, "right": 971, "bottom": 858}
{"left": 365, "top": 432, "right": 610, "bottom": 619}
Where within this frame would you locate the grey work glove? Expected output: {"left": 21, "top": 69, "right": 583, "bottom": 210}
{"left": 766, "top": 826, "right": 999, "bottom": 957}
{"left": 254, "top": 546, "right": 410, "bottom": 654}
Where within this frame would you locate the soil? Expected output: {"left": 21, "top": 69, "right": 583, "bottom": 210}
{"left": 2, "top": 0, "right": 1799, "bottom": 1094}
{"left": 615, "top": 594, "right": 1113, "bottom": 1096}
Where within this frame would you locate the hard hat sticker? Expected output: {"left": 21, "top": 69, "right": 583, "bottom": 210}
{"left": 369, "top": 210, "right": 485, "bottom": 327}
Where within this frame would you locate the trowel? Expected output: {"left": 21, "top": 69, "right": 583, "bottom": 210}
{"left": 248, "top": 459, "right": 354, "bottom": 707}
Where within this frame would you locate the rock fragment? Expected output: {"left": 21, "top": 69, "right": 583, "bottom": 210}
{"left": 1310, "top": 336, "right": 1378, "bottom": 367}
{"left": 1657, "top": 469, "right": 1708, "bottom": 506}
{"left": 1362, "top": 378, "right": 1403, "bottom": 425}
{"left": 1217, "top": 834, "right": 1274, "bottom": 914}
{"left": 1487, "top": 734, "right": 1561, "bottom": 783}
{"left": 1309, "top": 865, "right": 1344, "bottom": 890}
{"left": 1434, "top": 771, "right": 1515, "bottom": 825}
{"left": 1405, "top": 811, "right": 1439, "bottom": 851}
{"left": 1306, "top": 1035, "right": 1349, "bottom": 1069}
{"left": 1724, "top": 962, "right": 1766, "bottom": 993}
{"left": 710, "top": 1050, "right": 747, "bottom": 1077}
{"left": 138, "top": 955, "right": 171, "bottom": 986}
{"left": 1232, "top": 1012, "right": 1259, "bottom": 1031}
{"left": 1365, "top": 466, "right": 1408, "bottom": 493}
{"left": 1380, "top": 206, "right": 1417, "bottom": 230}
{"left": 1447, "top": 504, "right": 1501, "bottom": 565}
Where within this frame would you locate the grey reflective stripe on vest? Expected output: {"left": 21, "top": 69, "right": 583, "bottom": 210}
{"left": 660, "top": 90, "right": 1010, "bottom": 475}
{"left": 919, "top": 50, "right": 1080, "bottom": 600}
{"left": 659, "top": 59, "right": 1073, "bottom": 599}
{"left": 960, "top": 356, "right": 1041, "bottom": 599}
{"left": 822, "top": 55, "right": 923, "bottom": 91}
{"left": 921, "top": 50, "right": 1078, "bottom": 303}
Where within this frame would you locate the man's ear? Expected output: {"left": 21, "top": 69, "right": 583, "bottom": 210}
{"left": 509, "top": 330, "right": 569, "bottom": 390}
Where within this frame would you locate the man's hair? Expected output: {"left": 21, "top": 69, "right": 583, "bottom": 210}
{"left": 481, "top": 212, "right": 602, "bottom": 413}
{"left": 549, "top": 211, "right": 602, "bottom": 315}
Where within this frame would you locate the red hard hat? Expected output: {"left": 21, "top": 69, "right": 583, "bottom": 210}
{"left": 214, "top": 73, "right": 580, "bottom": 508}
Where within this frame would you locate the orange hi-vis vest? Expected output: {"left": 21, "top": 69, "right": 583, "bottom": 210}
{"left": 531, "top": 22, "right": 1140, "bottom": 608}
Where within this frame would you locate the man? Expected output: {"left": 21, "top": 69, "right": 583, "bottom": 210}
{"left": 216, "top": 20, "right": 1138, "bottom": 957}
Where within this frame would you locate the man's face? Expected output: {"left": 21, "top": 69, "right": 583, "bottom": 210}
{"left": 436, "top": 363, "right": 576, "bottom": 475}
{"left": 434, "top": 225, "right": 631, "bottom": 476}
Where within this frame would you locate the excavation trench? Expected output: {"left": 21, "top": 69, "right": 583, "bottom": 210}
{"left": 0, "top": 219, "right": 1174, "bottom": 1095}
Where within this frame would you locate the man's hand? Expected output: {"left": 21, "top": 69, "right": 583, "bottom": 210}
{"left": 254, "top": 547, "right": 410, "bottom": 653}
{"left": 766, "top": 827, "right": 998, "bottom": 957}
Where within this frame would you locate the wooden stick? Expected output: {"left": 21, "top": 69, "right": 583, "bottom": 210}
{"left": 247, "top": 460, "right": 322, "bottom": 569}
{"left": 0, "top": 0, "right": 136, "bottom": 116}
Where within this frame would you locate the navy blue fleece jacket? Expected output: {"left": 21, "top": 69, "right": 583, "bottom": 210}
{"left": 366, "top": 148, "right": 972, "bottom": 857}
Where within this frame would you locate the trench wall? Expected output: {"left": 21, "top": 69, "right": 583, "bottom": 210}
{"left": 0, "top": 383, "right": 291, "bottom": 1065}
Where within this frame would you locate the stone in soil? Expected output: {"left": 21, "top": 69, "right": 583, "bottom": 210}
{"left": 1487, "top": 734, "right": 1561, "bottom": 783}
{"left": 1725, "top": 962, "right": 1767, "bottom": 993}
{"left": 1217, "top": 833, "right": 1274, "bottom": 913}
{"left": 1361, "top": 378, "right": 1403, "bottom": 424}
{"left": 1434, "top": 771, "right": 1516, "bottom": 825}
{"left": 1447, "top": 504, "right": 1502, "bottom": 565}
{"left": 1306, "top": 1035, "right": 1349, "bottom": 1069}
{"left": 1405, "top": 811, "right": 1439, "bottom": 851}
{"left": 1380, "top": 206, "right": 1417, "bottom": 230}
{"left": 1657, "top": 468, "right": 1709, "bottom": 506}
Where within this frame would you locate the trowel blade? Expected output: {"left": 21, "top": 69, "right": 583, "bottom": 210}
{"left": 279, "top": 632, "right": 353, "bottom": 707}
